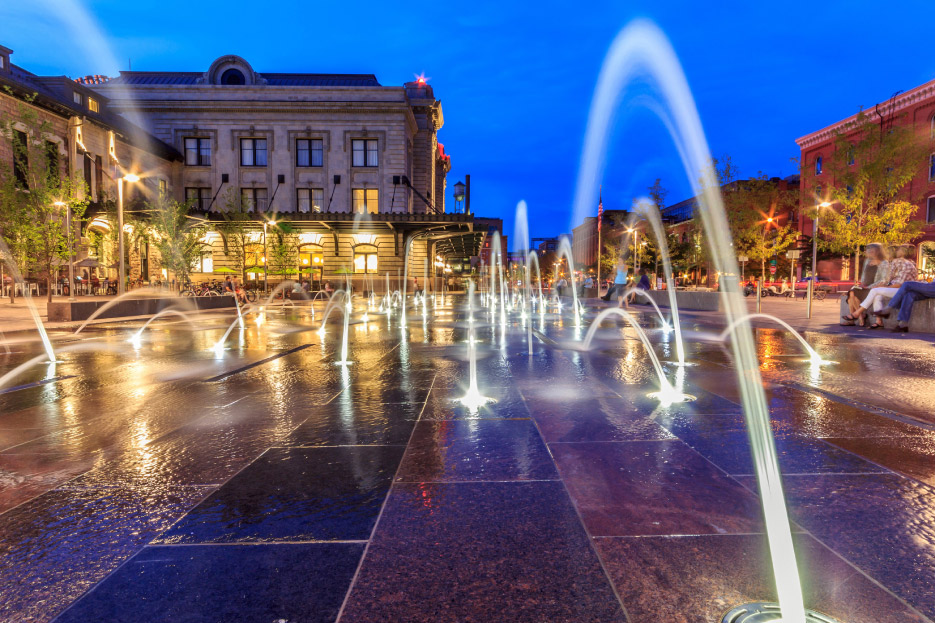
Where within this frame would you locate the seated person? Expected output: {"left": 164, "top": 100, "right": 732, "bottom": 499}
{"left": 876, "top": 279, "right": 935, "bottom": 333}
{"left": 845, "top": 244, "right": 917, "bottom": 329}
{"left": 324, "top": 281, "right": 335, "bottom": 296}
{"left": 842, "top": 243, "right": 888, "bottom": 326}
{"left": 627, "top": 268, "right": 651, "bottom": 303}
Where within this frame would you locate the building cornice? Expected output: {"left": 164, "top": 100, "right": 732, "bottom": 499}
{"left": 795, "top": 78, "right": 935, "bottom": 149}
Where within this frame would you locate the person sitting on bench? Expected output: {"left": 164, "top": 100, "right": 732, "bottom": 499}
{"left": 876, "top": 279, "right": 935, "bottom": 333}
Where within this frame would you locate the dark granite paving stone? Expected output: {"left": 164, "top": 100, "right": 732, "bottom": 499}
{"left": 550, "top": 440, "right": 763, "bottom": 536}
{"left": 283, "top": 402, "right": 422, "bottom": 447}
{"left": 524, "top": 396, "right": 675, "bottom": 442}
{"left": 595, "top": 534, "right": 927, "bottom": 623}
{"left": 826, "top": 436, "right": 935, "bottom": 486}
{"left": 0, "top": 451, "right": 96, "bottom": 513}
{"left": 342, "top": 383, "right": 432, "bottom": 404}
{"left": 0, "top": 484, "right": 209, "bottom": 623}
{"left": 341, "top": 481, "right": 626, "bottom": 622}
{"left": 671, "top": 430, "right": 886, "bottom": 476}
{"left": 396, "top": 419, "right": 558, "bottom": 482}
{"left": 54, "top": 542, "right": 364, "bottom": 623}
{"left": 777, "top": 473, "right": 935, "bottom": 619}
{"left": 421, "top": 384, "right": 530, "bottom": 420}
{"left": 155, "top": 445, "right": 404, "bottom": 544}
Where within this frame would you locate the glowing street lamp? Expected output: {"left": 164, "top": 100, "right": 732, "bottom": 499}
{"left": 807, "top": 201, "right": 833, "bottom": 318}
{"left": 117, "top": 173, "right": 140, "bottom": 295}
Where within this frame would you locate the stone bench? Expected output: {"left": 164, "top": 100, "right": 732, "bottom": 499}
{"left": 839, "top": 292, "right": 935, "bottom": 333}
{"left": 48, "top": 295, "right": 236, "bottom": 322}
{"left": 642, "top": 289, "right": 721, "bottom": 312}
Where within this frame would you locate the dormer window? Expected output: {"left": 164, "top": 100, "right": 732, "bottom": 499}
{"left": 73, "top": 92, "right": 82, "bottom": 105}
{"left": 88, "top": 97, "right": 99, "bottom": 113}
{"left": 221, "top": 68, "right": 245, "bottom": 85}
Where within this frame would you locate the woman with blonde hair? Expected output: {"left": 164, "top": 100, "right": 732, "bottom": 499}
{"left": 846, "top": 243, "right": 918, "bottom": 328}
{"left": 841, "top": 243, "right": 889, "bottom": 326}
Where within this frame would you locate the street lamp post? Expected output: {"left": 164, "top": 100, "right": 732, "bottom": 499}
{"left": 116, "top": 173, "right": 139, "bottom": 296}
{"left": 263, "top": 218, "right": 275, "bottom": 293}
{"left": 807, "top": 202, "right": 832, "bottom": 319}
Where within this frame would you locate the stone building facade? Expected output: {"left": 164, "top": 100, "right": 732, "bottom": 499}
{"left": 89, "top": 55, "right": 468, "bottom": 290}
{"left": 2, "top": 47, "right": 480, "bottom": 292}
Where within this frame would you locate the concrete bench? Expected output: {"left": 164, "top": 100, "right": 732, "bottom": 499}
{"left": 643, "top": 289, "right": 722, "bottom": 312}
{"left": 48, "top": 295, "right": 236, "bottom": 322}
{"left": 839, "top": 292, "right": 935, "bottom": 333}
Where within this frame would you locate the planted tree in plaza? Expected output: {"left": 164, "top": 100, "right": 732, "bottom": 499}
{"left": 267, "top": 222, "right": 299, "bottom": 280}
{"left": 0, "top": 91, "right": 87, "bottom": 302}
{"left": 812, "top": 108, "right": 927, "bottom": 279}
{"left": 150, "top": 194, "right": 206, "bottom": 287}
{"left": 713, "top": 156, "right": 799, "bottom": 282}
{"left": 217, "top": 188, "right": 257, "bottom": 283}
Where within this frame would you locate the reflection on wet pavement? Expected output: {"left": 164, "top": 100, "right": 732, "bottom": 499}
{"left": 0, "top": 299, "right": 931, "bottom": 621}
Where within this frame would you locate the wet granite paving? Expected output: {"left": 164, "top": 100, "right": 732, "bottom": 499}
{"left": 0, "top": 299, "right": 933, "bottom": 621}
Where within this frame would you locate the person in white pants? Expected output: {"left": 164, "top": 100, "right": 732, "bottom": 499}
{"left": 846, "top": 244, "right": 918, "bottom": 329}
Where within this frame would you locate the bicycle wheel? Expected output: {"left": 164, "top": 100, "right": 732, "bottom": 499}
{"left": 245, "top": 290, "right": 257, "bottom": 303}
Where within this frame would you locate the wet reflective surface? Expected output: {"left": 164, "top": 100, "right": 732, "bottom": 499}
{"left": 0, "top": 296, "right": 934, "bottom": 621}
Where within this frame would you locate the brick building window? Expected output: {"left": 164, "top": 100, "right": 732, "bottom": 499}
{"left": 815, "top": 156, "right": 822, "bottom": 175}
{"left": 12, "top": 130, "right": 28, "bottom": 188}
{"left": 928, "top": 197, "right": 935, "bottom": 224}
{"left": 241, "top": 187, "right": 268, "bottom": 212}
{"left": 186, "top": 187, "right": 212, "bottom": 211}
{"left": 184, "top": 138, "right": 212, "bottom": 166}
{"left": 352, "top": 188, "right": 378, "bottom": 214}
{"left": 95, "top": 156, "right": 103, "bottom": 200}
{"left": 352, "top": 139, "right": 378, "bottom": 167}
{"left": 297, "top": 188, "right": 323, "bottom": 213}
{"left": 296, "top": 139, "right": 323, "bottom": 167}
{"left": 930, "top": 154, "right": 935, "bottom": 182}
{"left": 240, "top": 138, "right": 267, "bottom": 167}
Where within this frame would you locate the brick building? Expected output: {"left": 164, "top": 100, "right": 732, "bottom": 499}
{"left": 571, "top": 209, "right": 630, "bottom": 269}
{"left": 796, "top": 78, "right": 935, "bottom": 280}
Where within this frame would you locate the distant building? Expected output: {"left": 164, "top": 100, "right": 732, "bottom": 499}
{"left": 796, "top": 79, "right": 935, "bottom": 279}
{"left": 571, "top": 209, "right": 630, "bottom": 268}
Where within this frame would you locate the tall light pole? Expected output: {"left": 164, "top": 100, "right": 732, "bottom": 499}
{"left": 55, "top": 201, "right": 74, "bottom": 300}
{"left": 807, "top": 202, "right": 832, "bottom": 319}
{"left": 116, "top": 173, "right": 140, "bottom": 296}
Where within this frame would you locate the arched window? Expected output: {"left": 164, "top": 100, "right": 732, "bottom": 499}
{"left": 298, "top": 244, "right": 324, "bottom": 270}
{"left": 221, "top": 68, "right": 245, "bottom": 85}
{"left": 815, "top": 156, "right": 823, "bottom": 175}
{"left": 353, "top": 244, "right": 378, "bottom": 274}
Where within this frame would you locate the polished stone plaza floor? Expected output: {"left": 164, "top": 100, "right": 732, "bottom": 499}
{"left": 1, "top": 296, "right": 934, "bottom": 622}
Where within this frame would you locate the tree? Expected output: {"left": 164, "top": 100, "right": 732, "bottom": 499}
{"left": 813, "top": 108, "right": 927, "bottom": 280}
{"left": 217, "top": 188, "right": 256, "bottom": 283}
{"left": 0, "top": 91, "right": 87, "bottom": 302}
{"left": 267, "top": 222, "right": 299, "bottom": 280}
{"left": 149, "top": 195, "right": 206, "bottom": 287}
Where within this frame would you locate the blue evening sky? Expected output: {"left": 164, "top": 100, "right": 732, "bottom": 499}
{"left": 3, "top": 0, "right": 935, "bottom": 245}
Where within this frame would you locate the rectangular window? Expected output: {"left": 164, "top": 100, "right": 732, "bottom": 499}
{"left": 297, "top": 188, "right": 324, "bottom": 213}
{"left": 296, "top": 138, "right": 323, "bottom": 167}
{"left": 73, "top": 91, "right": 82, "bottom": 105}
{"left": 847, "top": 147, "right": 855, "bottom": 166}
{"left": 930, "top": 154, "right": 935, "bottom": 182}
{"left": 95, "top": 155, "right": 103, "bottom": 200}
{"left": 184, "top": 137, "right": 212, "bottom": 166}
{"left": 354, "top": 250, "right": 378, "bottom": 274}
{"left": 185, "top": 187, "right": 212, "bottom": 211}
{"left": 88, "top": 97, "right": 99, "bottom": 113}
{"left": 352, "top": 188, "right": 379, "bottom": 214}
{"left": 240, "top": 138, "right": 267, "bottom": 167}
{"left": 241, "top": 187, "right": 268, "bottom": 212}
{"left": 928, "top": 197, "right": 935, "bottom": 224}
{"left": 13, "top": 130, "right": 28, "bottom": 189}
{"left": 46, "top": 141, "right": 59, "bottom": 184}
{"left": 158, "top": 178, "right": 168, "bottom": 197}
{"left": 352, "top": 139, "right": 378, "bottom": 167}
{"left": 83, "top": 154, "right": 92, "bottom": 196}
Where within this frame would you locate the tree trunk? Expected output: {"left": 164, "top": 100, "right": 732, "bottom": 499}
{"left": 47, "top": 274, "right": 53, "bottom": 303}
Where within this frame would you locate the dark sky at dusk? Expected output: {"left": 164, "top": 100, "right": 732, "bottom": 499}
{"left": 4, "top": 0, "right": 935, "bottom": 245}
